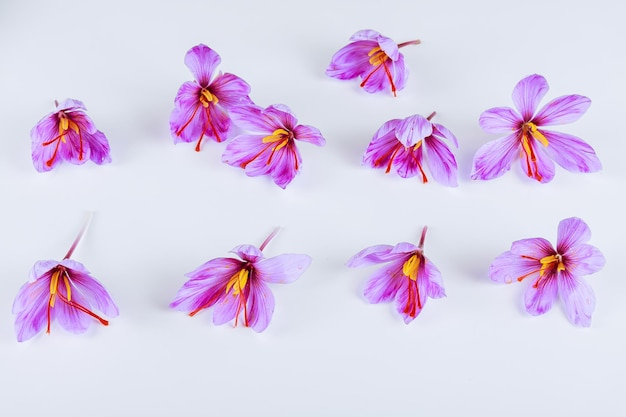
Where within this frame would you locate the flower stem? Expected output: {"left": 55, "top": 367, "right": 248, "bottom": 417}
{"left": 426, "top": 111, "right": 436, "bottom": 121}
{"left": 398, "top": 40, "right": 421, "bottom": 48}
{"left": 418, "top": 226, "right": 428, "bottom": 249}
{"left": 259, "top": 227, "right": 280, "bottom": 251}
{"left": 63, "top": 213, "right": 93, "bottom": 259}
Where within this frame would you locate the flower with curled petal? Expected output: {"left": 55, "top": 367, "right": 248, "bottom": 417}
{"left": 170, "top": 44, "right": 251, "bottom": 151}
{"left": 31, "top": 99, "right": 111, "bottom": 172}
{"left": 326, "top": 29, "right": 420, "bottom": 96}
{"left": 170, "top": 229, "right": 311, "bottom": 332}
{"left": 347, "top": 227, "right": 445, "bottom": 323}
{"left": 12, "top": 218, "right": 118, "bottom": 342}
{"left": 363, "top": 112, "right": 459, "bottom": 186}
{"left": 489, "top": 217, "right": 605, "bottom": 327}
{"left": 472, "top": 74, "right": 601, "bottom": 182}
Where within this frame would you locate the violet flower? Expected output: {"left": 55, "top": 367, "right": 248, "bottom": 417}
{"left": 326, "top": 29, "right": 420, "bottom": 96}
{"left": 170, "top": 229, "right": 311, "bottom": 332}
{"left": 31, "top": 99, "right": 111, "bottom": 172}
{"left": 170, "top": 44, "right": 251, "bottom": 151}
{"left": 347, "top": 227, "right": 446, "bottom": 323}
{"left": 12, "top": 218, "right": 118, "bottom": 342}
{"left": 489, "top": 217, "right": 605, "bottom": 327}
{"left": 472, "top": 74, "right": 601, "bottom": 182}
{"left": 363, "top": 112, "right": 459, "bottom": 186}
{"left": 222, "top": 104, "right": 326, "bottom": 189}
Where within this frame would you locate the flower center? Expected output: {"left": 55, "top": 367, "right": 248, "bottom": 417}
{"left": 539, "top": 253, "right": 566, "bottom": 276}
{"left": 519, "top": 122, "right": 549, "bottom": 181}
{"left": 199, "top": 89, "right": 218, "bottom": 107}
{"left": 225, "top": 268, "right": 250, "bottom": 327}
{"left": 402, "top": 254, "right": 422, "bottom": 317}
{"left": 402, "top": 254, "right": 420, "bottom": 281}
{"left": 361, "top": 47, "right": 397, "bottom": 96}
{"left": 521, "top": 122, "right": 549, "bottom": 147}
{"left": 368, "top": 47, "right": 389, "bottom": 66}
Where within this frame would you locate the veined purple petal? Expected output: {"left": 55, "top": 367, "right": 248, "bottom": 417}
{"left": 395, "top": 115, "right": 432, "bottom": 147}
{"left": 524, "top": 272, "right": 559, "bottom": 316}
{"left": 533, "top": 94, "right": 591, "bottom": 126}
{"left": 264, "top": 105, "right": 298, "bottom": 131}
{"left": 67, "top": 270, "right": 119, "bottom": 318}
{"left": 346, "top": 244, "right": 396, "bottom": 267}
{"left": 518, "top": 142, "right": 555, "bottom": 183}
{"left": 394, "top": 146, "right": 421, "bottom": 179}
{"left": 222, "top": 134, "right": 272, "bottom": 175}
{"left": 479, "top": 107, "right": 520, "bottom": 133}
{"left": 326, "top": 40, "right": 376, "bottom": 80}
{"left": 422, "top": 258, "right": 446, "bottom": 298}
{"left": 509, "top": 237, "right": 554, "bottom": 258}
{"left": 54, "top": 284, "right": 92, "bottom": 334}
{"left": 471, "top": 133, "right": 520, "bottom": 180}
{"left": 212, "top": 294, "right": 239, "bottom": 325}
{"left": 13, "top": 279, "right": 50, "bottom": 342}
{"left": 255, "top": 254, "right": 311, "bottom": 284}
{"left": 566, "top": 244, "right": 606, "bottom": 276}
{"left": 558, "top": 271, "right": 595, "bottom": 327}
{"left": 360, "top": 56, "right": 406, "bottom": 94}
{"left": 229, "top": 105, "right": 275, "bottom": 134}
{"left": 231, "top": 244, "right": 264, "bottom": 263}
{"left": 185, "top": 44, "right": 220, "bottom": 86}
{"left": 541, "top": 130, "right": 602, "bottom": 174}
{"left": 432, "top": 123, "right": 459, "bottom": 148}
{"left": 556, "top": 217, "right": 591, "bottom": 254}
{"left": 394, "top": 279, "right": 424, "bottom": 324}
{"left": 512, "top": 74, "right": 549, "bottom": 120}
{"left": 267, "top": 144, "right": 302, "bottom": 189}
{"left": 363, "top": 259, "right": 405, "bottom": 304}
{"left": 424, "top": 135, "right": 458, "bottom": 187}
{"left": 293, "top": 125, "right": 326, "bottom": 146}
{"left": 377, "top": 35, "right": 400, "bottom": 61}
{"left": 390, "top": 242, "right": 419, "bottom": 254}
{"left": 349, "top": 29, "right": 382, "bottom": 42}
{"left": 56, "top": 99, "right": 87, "bottom": 112}
{"left": 29, "top": 260, "right": 60, "bottom": 281}
{"left": 209, "top": 72, "right": 251, "bottom": 109}
{"left": 247, "top": 280, "right": 275, "bottom": 332}
{"left": 489, "top": 249, "right": 541, "bottom": 284}
{"left": 363, "top": 119, "right": 401, "bottom": 169}
{"left": 185, "top": 257, "right": 244, "bottom": 281}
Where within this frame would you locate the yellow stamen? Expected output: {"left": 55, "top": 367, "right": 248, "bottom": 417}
{"left": 367, "top": 46, "right": 388, "bottom": 66}
{"left": 539, "top": 254, "right": 566, "bottom": 276}
{"left": 412, "top": 140, "right": 423, "bottom": 151}
{"left": 68, "top": 120, "right": 80, "bottom": 134}
{"left": 63, "top": 274, "right": 72, "bottom": 302}
{"left": 60, "top": 116, "right": 69, "bottom": 131}
{"left": 225, "top": 269, "right": 249, "bottom": 296}
{"left": 523, "top": 122, "right": 549, "bottom": 147}
{"left": 402, "top": 254, "right": 420, "bottom": 281}
{"left": 262, "top": 128, "right": 290, "bottom": 143}
{"left": 199, "top": 89, "right": 218, "bottom": 107}
{"left": 49, "top": 270, "right": 60, "bottom": 307}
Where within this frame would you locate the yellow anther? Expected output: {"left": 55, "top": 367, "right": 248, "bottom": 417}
{"left": 402, "top": 254, "right": 420, "bottom": 281}
{"left": 63, "top": 275, "right": 72, "bottom": 302}
{"left": 60, "top": 116, "right": 69, "bottom": 131}
{"left": 412, "top": 140, "right": 423, "bottom": 151}
{"left": 262, "top": 128, "right": 290, "bottom": 143}
{"left": 524, "top": 122, "right": 549, "bottom": 147}
{"left": 68, "top": 120, "right": 80, "bottom": 134}
{"left": 225, "top": 269, "right": 249, "bottom": 295}
{"left": 49, "top": 270, "right": 60, "bottom": 307}
{"left": 521, "top": 135, "right": 534, "bottom": 160}
{"left": 200, "top": 89, "right": 218, "bottom": 107}
{"left": 539, "top": 254, "right": 565, "bottom": 276}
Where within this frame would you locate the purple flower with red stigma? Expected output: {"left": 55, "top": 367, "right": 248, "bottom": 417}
{"left": 326, "top": 29, "right": 420, "bottom": 96}
{"left": 31, "top": 99, "right": 111, "bottom": 172}
{"left": 12, "top": 218, "right": 118, "bottom": 342}
{"left": 347, "top": 227, "right": 446, "bottom": 323}
{"left": 222, "top": 104, "right": 326, "bottom": 189}
{"left": 170, "top": 229, "right": 311, "bottom": 332}
{"left": 363, "top": 112, "right": 459, "bottom": 186}
{"left": 170, "top": 44, "right": 251, "bottom": 151}
{"left": 472, "top": 74, "right": 601, "bottom": 183}
{"left": 489, "top": 217, "right": 605, "bottom": 327}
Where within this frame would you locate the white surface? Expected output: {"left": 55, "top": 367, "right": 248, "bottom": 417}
{"left": 0, "top": 0, "right": 624, "bottom": 415}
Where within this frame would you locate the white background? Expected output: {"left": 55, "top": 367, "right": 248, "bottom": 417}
{"left": 0, "top": 0, "right": 624, "bottom": 415}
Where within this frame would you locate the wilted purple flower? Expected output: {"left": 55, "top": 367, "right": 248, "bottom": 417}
{"left": 31, "top": 99, "right": 111, "bottom": 172}
{"left": 170, "top": 44, "right": 251, "bottom": 151}
{"left": 222, "top": 104, "right": 326, "bottom": 189}
{"left": 326, "top": 29, "right": 420, "bottom": 96}
{"left": 363, "top": 112, "right": 459, "bottom": 186}
{"left": 347, "top": 227, "right": 446, "bottom": 323}
{"left": 489, "top": 217, "right": 605, "bottom": 327}
{"left": 170, "top": 229, "right": 311, "bottom": 332}
{"left": 12, "top": 219, "right": 118, "bottom": 342}
{"left": 472, "top": 74, "right": 601, "bottom": 182}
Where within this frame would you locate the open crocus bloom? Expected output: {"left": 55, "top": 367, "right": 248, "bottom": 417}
{"left": 170, "top": 229, "right": 311, "bottom": 332}
{"left": 489, "top": 217, "right": 605, "bottom": 327}
{"left": 31, "top": 99, "right": 111, "bottom": 172}
{"left": 472, "top": 74, "right": 601, "bottom": 182}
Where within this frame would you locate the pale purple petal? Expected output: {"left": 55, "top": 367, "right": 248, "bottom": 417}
{"left": 209, "top": 72, "right": 251, "bottom": 109}
{"left": 212, "top": 296, "right": 239, "bottom": 325}
{"left": 390, "top": 242, "right": 419, "bottom": 254}
{"left": 432, "top": 123, "right": 459, "bottom": 148}
{"left": 518, "top": 143, "right": 555, "bottom": 183}
{"left": 565, "top": 244, "right": 605, "bottom": 276}
{"left": 170, "top": 83, "right": 204, "bottom": 144}
{"left": 422, "top": 259, "right": 446, "bottom": 298}
{"left": 363, "top": 119, "right": 401, "bottom": 169}
{"left": 377, "top": 35, "right": 400, "bottom": 61}
{"left": 363, "top": 259, "right": 405, "bottom": 303}
{"left": 556, "top": 217, "right": 591, "bottom": 254}
{"left": 230, "top": 105, "right": 276, "bottom": 134}
{"left": 222, "top": 134, "right": 272, "bottom": 175}
{"left": 360, "top": 59, "right": 401, "bottom": 94}
{"left": 184, "top": 44, "right": 220, "bottom": 86}
{"left": 346, "top": 244, "right": 395, "bottom": 267}
{"left": 54, "top": 288, "right": 92, "bottom": 334}
{"left": 264, "top": 105, "right": 298, "bottom": 131}
{"left": 489, "top": 250, "right": 540, "bottom": 284}
{"left": 326, "top": 40, "right": 375, "bottom": 80}
{"left": 471, "top": 133, "right": 520, "bottom": 180}
{"left": 267, "top": 145, "right": 302, "bottom": 189}
{"left": 85, "top": 130, "right": 111, "bottom": 165}
{"left": 512, "top": 74, "right": 549, "bottom": 120}
{"left": 395, "top": 115, "right": 432, "bottom": 147}
{"left": 534, "top": 95, "right": 591, "bottom": 126}
{"left": 509, "top": 237, "right": 554, "bottom": 259}
{"left": 231, "top": 244, "right": 264, "bottom": 263}
{"left": 479, "top": 107, "right": 520, "bottom": 133}
{"left": 541, "top": 130, "right": 602, "bottom": 173}
{"left": 394, "top": 280, "right": 423, "bottom": 324}
{"left": 349, "top": 29, "right": 382, "bottom": 42}
{"left": 558, "top": 271, "right": 595, "bottom": 327}
{"left": 424, "top": 136, "right": 458, "bottom": 187}
{"left": 293, "top": 124, "right": 326, "bottom": 146}
{"left": 13, "top": 279, "right": 50, "bottom": 342}
{"left": 255, "top": 254, "right": 311, "bottom": 284}
{"left": 29, "top": 260, "right": 59, "bottom": 281}
{"left": 56, "top": 99, "right": 87, "bottom": 112}
{"left": 394, "top": 146, "right": 420, "bottom": 179}
{"left": 68, "top": 270, "right": 119, "bottom": 317}
{"left": 247, "top": 281, "right": 275, "bottom": 332}
{"left": 524, "top": 273, "right": 559, "bottom": 316}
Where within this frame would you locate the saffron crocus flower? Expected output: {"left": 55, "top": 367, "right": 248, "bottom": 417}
{"left": 489, "top": 217, "right": 605, "bottom": 327}
{"left": 170, "top": 229, "right": 311, "bottom": 332}
{"left": 12, "top": 219, "right": 118, "bottom": 342}
{"left": 170, "top": 44, "right": 251, "bottom": 151}
{"left": 346, "top": 227, "right": 446, "bottom": 323}
{"left": 31, "top": 99, "right": 111, "bottom": 172}
{"left": 326, "top": 29, "right": 420, "bottom": 96}
{"left": 472, "top": 74, "right": 601, "bottom": 182}
{"left": 222, "top": 104, "right": 326, "bottom": 189}
{"left": 363, "top": 112, "right": 459, "bottom": 186}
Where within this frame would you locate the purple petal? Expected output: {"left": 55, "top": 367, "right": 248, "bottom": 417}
{"left": 212, "top": 295, "right": 239, "bottom": 325}
{"left": 558, "top": 271, "right": 595, "bottom": 327}
{"left": 479, "top": 107, "right": 521, "bottom": 133}
{"left": 432, "top": 123, "right": 459, "bottom": 148}
{"left": 264, "top": 105, "right": 298, "bottom": 131}
{"left": 54, "top": 287, "right": 92, "bottom": 334}
{"left": 67, "top": 270, "right": 119, "bottom": 317}
{"left": 394, "top": 279, "right": 423, "bottom": 324}
{"left": 255, "top": 254, "right": 311, "bottom": 284}
{"left": 524, "top": 273, "right": 559, "bottom": 316}
{"left": 363, "top": 260, "right": 405, "bottom": 304}
{"left": 13, "top": 279, "right": 50, "bottom": 342}
{"left": 470, "top": 133, "right": 520, "bottom": 180}
{"left": 518, "top": 142, "right": 555, "bottom": 183}
{"left": 360, "top": 56, "right": 407, "bottom": 94}
{"left": 510, "top": 237, "right": 554, "bottom": 259}
{"left": 395, "top": 115, "right": 432, "bottom": 147}
{"left": 85, "top": 130, "right": 111, "bottom": 165}
{"left": 326, "top": 40, "right": 376, "bottom": 80}
{"left": 267, "top": 144, "right": 302, "bottom": 189}
{"left": 422, "top": 258, "right": 446, "bottom": 299}
{"left": 363, "top": 119, "right": 401, "bottom": 169}
{"left": 209, "top": 72, "right": 252, "bottom": 109}
{"left": 533, "top": 94, "right": 591, "bottom": 126}
{"left": 424, "top": 135, "right": 458, "bottom": 187}
{"left": 512, "top": 74, "right": 549, "bottom": 120}
{"left": 229, "top": 105, "right": 273, "bottom": 133}
{"left": 184, "top": 44, "right": 220, "bottom": 86}
{"left": 394, "top": 146, "right": 420, "bottom": 179}
{"left": 293, "top": 124, "right": 326, "bottom": 146}
{"left": 377, "top": 35, "right": 400, "bottom": 61}
{"left": 489, "top": 237, "right": 554, "bottom": 284}
{"left": 556, "top": 217, "right": 591, "bottom": 254}
{"left": 349, "top": 29, "right": 382, "bottom": 42}
{"left": 231, "top": 244, "right": 264, "bottom": 263}
{"left": 541, "top": 130, "right": 602, "bottom": 174}
{"left": 247, "top": 281, "right": 275, "bottom": 332}
{"left": 222, "top": 134, "right": 272, "bottom": 175}
{"left": 56, "top": 99, "right": 87, "bottom": 112}
{"left": 565, "top": 244, "right": 605, "bottom": 276}
{"left": 29, "top": 260, "right": 59, "bottom": 281}
{"left": 390, "top": 242, "right": 419, "bottom": 254}
{"left": 170, "top": 83, "right": 204, "bottom": 144}
{"left": 346, "top": 244, "right": 395, "bottom": 268}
